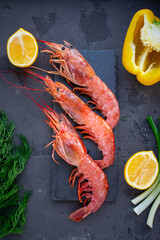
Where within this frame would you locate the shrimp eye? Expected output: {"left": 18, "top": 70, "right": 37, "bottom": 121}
{"left": 70, "top": 45, "right": 73, "bottom": 49}
{"left": 61, "top": 46, "right": 65, "bottom": 51}
{"left": 57, "top": 87, "right": 59, "bottom": 92}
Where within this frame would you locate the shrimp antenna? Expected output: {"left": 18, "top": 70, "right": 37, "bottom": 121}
{"left": 0, "top": 71, "right": 53, "bottom": 121}
{"left": 24, "top": 68, "right": 51, "bottom": 83}
{"left": 0, "top": 71, "right": 46, "bottom": 91}
{"left": 36, "top": 39, "right": 53, "bottom": 45}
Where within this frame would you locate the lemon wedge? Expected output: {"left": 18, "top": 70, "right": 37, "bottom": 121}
{"left": 124, "top": 151, "right": 159, "bottom": 190}
{"left": 7, "top": 28, "right": 38, "bottom": 67}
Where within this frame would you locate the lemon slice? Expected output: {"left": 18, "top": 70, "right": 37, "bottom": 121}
{"left": 124, "top": 151, "right": 159, "bottom": 190}
{"left": 7, "top": 28, "right": 38, "bottom": 67}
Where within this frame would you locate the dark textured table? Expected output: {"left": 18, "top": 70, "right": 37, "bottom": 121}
{"left": 0, "top": 0, "right": 160, "bottom": 240}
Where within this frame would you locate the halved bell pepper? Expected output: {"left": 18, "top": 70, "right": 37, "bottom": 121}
{"left": 122, "top": 9, "right": 160, "bottom": 86}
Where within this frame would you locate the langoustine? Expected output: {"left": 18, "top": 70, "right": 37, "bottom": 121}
{"left": 25, "top": 70, "right": 115, "bottom": 169}
{"left": 0, "top": 71, "right": 108, "bottom": 222}
{"left": 42, "top": 105, "right": 109, "bottom": 222}
{"left": 37, "top": 40, "right": 120, "bottom": 129}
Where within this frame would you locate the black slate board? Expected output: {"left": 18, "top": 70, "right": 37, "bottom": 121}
{"left": 52, "top": 50, "right": 117, "bottom": 201}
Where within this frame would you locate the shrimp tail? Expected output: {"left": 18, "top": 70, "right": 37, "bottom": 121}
{"left": 68, "top": 207, "right": 91, "bottom": 222}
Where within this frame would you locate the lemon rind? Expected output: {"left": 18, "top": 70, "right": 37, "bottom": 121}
{"left": 124, "top": 151, "right": 159, "bottom": 190}
{"left": 7, "top": 28, "right": 38, "bottom": 68}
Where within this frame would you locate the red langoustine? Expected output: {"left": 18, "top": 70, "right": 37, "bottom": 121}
{"left": 25, "top": 70, "right": 115, "bottom": 169}
{"left": 37, "top": 40, "right": 120, "bottom": 129}
{"left": 41, "top": 105, "right": 108, "bottom": 222}
{"left": 0, "top": 71, "right": 108, "bottom": 222}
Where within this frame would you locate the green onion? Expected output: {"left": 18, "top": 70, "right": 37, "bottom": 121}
{"left": 147, "top": 116, "right": 160, "bottom": 166}
{"left": 131, "top": 174, "right": 160, "bottom": 205}
{"left": 133, "top": 181, "right": 160, "bottom": 215}
{"left": 131, "top": 116, "right": 160, "bottom": 228}
{"left": 147, "top": 193, "right": 160, "bottom": 228}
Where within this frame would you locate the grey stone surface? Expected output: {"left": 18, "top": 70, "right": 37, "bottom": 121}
{"left": 0, "top": 0, "right": 160, "bottom": 240}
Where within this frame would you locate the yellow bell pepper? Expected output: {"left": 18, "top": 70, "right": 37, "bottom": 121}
{"left": 122, "top": 9, "right": 160, "bottom": 86}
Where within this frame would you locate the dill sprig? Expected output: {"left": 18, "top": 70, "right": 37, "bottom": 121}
{"left": 0, "top": 111, "right": 32, "bottom": 238}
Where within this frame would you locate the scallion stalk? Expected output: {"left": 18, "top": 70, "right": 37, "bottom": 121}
{"left": 147, "top": 193, "right": 160, "bottom": 228}
{"left": 133, "top": 181, "right": 160, "bottom": 215}
{"left": 131, "top": 174, "right": 160, "bottom": 205}
{"left": 147, "top": 116, "right": 160, "bottom": 166}
{"left": 131, "top": 116, "right": 160, "bottom": 228}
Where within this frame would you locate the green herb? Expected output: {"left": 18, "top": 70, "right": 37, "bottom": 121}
{"left": 131, "top": 116, "right": 160, "bottom": 228}
{"left": 153, "top": 19, "right": 160, "bottom": 26}
{"left": 0, "top": 111, "right": 32, "bottom": 238}
{"left": 120, "top": 115, "right": 130, "bottom": 121}
{"left": 147, "top": 116, "right": 160, "bottom": 166}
